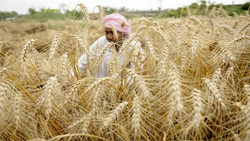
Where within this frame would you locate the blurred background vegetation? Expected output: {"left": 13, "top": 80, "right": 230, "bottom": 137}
{"left": 0, "top": 0, "right": 249, "bottom": 22}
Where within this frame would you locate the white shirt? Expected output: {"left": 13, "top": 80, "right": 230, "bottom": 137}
{"left": 78, "top": 35, "right": 143, "bottom": 78}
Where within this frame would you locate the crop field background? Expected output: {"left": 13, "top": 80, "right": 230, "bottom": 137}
{"left": 0, "top": 4, "right": 250, "bottom": 141}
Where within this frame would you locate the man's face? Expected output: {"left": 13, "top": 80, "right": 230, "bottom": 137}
{"left": 105, "top": 28, "right": 123, "bottom": 42}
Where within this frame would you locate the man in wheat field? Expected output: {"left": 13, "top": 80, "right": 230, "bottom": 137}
{"left": 78, "top": 13, "right": 143, "bottom": 78}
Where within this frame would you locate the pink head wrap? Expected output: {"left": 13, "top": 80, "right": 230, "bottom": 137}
{"left": 103, "top": 13, "right": 132, "bottom": 37}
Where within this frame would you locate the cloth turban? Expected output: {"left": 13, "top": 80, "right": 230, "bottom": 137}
{"left": 103, "top": 13, "right": 132, "bottom": 37}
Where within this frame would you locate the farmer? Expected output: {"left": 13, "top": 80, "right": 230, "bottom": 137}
{"left": 78, "top": 13, "right": 143, "bottom": 78}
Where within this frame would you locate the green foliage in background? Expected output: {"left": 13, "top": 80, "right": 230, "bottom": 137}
{"left": 241, "top": 2, "right": 250, "bottom": 10}
{"left": 159, "top": 0, "right": 249, "bottom": 18}
{"left": 0, "top": 11, "right": 18, "bottom": 20}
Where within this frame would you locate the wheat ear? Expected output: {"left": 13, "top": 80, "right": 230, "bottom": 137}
{"left": 244, "top": 84, "right": 250, "bottom": 141}
{"left": 91, "top": 85, "right": 102, "bottom": 116}
{"left": 60, "top": 53, "right": 68, "bottom": 76}
{"left": 167, "top": 68, "right": 183, "bottom": 112}
{"left": 42, "top": 77, "right": 60, "bottom": 119}
{"left": 0, "top": 41, "right": 3, "bottom": 52}
{"left": 203, "top": 78, "right": 227, "bottom": 110}
{"left": 93, "top": 42, "right": 115, "bottom": 68}
{"left": 211, "top": 68, "right": 222, "bottom": 84}
{"left": 221, "top": 48, "right": 236, "bottom": 64}
{"left": 31, "top": 48, "right": 43, "bottom": 82}
{"left": 191, "top": 89, "right": 203, "bottom": 131}
{"left": 79, "top": 4, "right": 90, "bottom": 26}
{"left": 226, "top": 36, "right": 250, "bottom": 47}
{"left": 218, "top": 25, "right": 235, "bottom": 37}
{"left": 143, "top": 37, "right": 158, "bottom": 60}
{"left": 67, "top": 78, "right": 86, "bottom": 103}
{"left": 81, "top": 113, "right": 92, "bottom": 134}
{"left": 188, "top": 17, "right": 201, "bottom": 25}
{"left": 181, "top": 51, "right": 187, "bottom": 71}
{"left": 232, "top": 12, "right": 238, "bottom": 17}
{"left": 176, "top": 23, "right": 183, "bottom": 45}
{"left": 15, "top": 92, "right": 21, "bottom": 131}
{"left": 191, "top": 30, "right": 200, "bottom": 55}
{"left": 49, "top": 32, "right": 61, "bottom": 59}
{"left": 158, "top": 46, "right": 169, "bottom": 77}
{"left": 102, "top": 101, "right": 128, "bottom": 128}
{"left": 21, "top": 39, "right": 36, "bottom": 71}
{"left": 0, "top": 68, "right": 7, "bottom": 78}
{"left": 0, "top": 85, "right": 5, "bottom": 117}
{"left": 186, "top": 6, "right": 191, "bottom": 17}
{"left": 97, "top": 5, "right": 104, "bottom": 22}
{"left": 126, "top": 69, "right": 151, "bottom": 99}
{"left": 241, "top": 23, "right": 250, "bottom": 34}
{"left": 132, "top": 95, "right": 141, "bottom": 137}
{"left": 70, "top": 34, "right": 89, "bottom": 56}
{"left": 138, "top": 17, "right": 151, "bottom": 26}
{"left": 84, "top": 73, "right": 118, "bottom": 94}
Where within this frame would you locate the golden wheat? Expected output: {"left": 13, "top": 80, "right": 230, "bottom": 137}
{"left": 1, "top": 4, "right": 250, "bottom": 141}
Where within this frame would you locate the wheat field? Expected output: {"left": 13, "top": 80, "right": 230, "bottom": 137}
{"left": 0, "top": 4, "right": 250, "bottom": 141}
